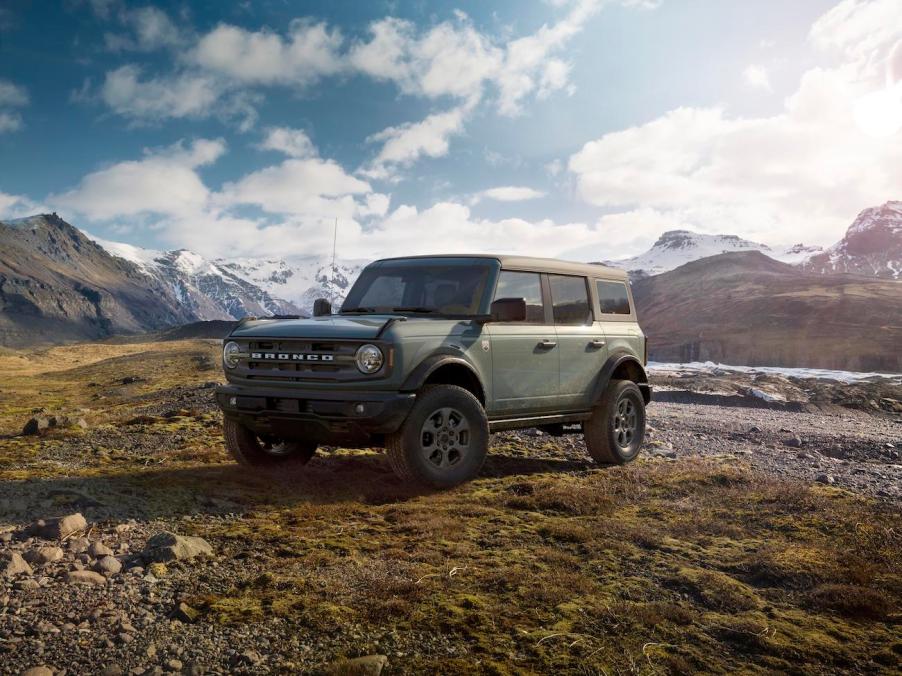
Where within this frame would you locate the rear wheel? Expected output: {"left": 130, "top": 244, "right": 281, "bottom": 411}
{"left": 584, "top": 380, "right": 646, "bottom": 464}
{"left": 386, "top": 385, "right": 489, "bottom": 488}
{"left": 223, "top": 418, "right": 317, "bottom": 466}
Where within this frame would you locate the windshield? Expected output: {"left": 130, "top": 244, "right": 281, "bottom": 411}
{"left": 341, "top": 262, "right": 493, "bottom": 316}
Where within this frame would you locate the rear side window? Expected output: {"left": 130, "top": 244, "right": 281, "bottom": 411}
{"left": 548, "top": 274, "right": 591, "bottom": 325}
{"left": 596, "top": 280, "right": 632, "bottom": 315}
{"left": 493, "top": 271, "right": 545, "bottom": 322}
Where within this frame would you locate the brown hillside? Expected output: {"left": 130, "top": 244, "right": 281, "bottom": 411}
{"left": 632, "top": 251, "right": 902, "bottom": 371}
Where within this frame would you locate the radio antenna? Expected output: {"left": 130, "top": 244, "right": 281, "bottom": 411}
{"left": 330, "top": 217, "right": 338, "bottom": 308}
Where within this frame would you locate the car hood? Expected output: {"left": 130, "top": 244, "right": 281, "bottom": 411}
{"left": 229, "top": 316, "right": 393, "bottom": 340}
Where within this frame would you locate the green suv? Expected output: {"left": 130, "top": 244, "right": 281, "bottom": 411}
{"left": 215, "top": 255, "right": 650, "bottom": 487}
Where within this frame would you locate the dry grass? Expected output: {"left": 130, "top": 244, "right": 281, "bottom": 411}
{"left": 0, "top": 340, "right": 900, "bottom": 673}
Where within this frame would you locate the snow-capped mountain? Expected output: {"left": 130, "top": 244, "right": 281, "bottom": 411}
{"left": 802, "top": 201, "right": 902, "bottom": 279}
{"left": 89, "top": 233, "right": 367, "bottom": 318}
{"left": 602, "top": 231, "right": 823, "bottom": 278}
{"left": 90, "top": 236, "right": 303, "bottom": 320}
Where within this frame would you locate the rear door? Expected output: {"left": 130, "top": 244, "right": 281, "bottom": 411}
{"left": 486, "top": 270, "right": 559, "bottom": 416}
{"left": 595, "top": 278, "right": 643, "bottom": 359}
{"left": 548, "top": 274, "right": 609, "bottom": 410}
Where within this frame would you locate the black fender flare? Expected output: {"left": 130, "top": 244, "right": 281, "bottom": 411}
{"left": 590, "top": 352, "right": 651, "bottom": 405}
{"left": 400, "top": 351, "right": 487, "bottom": 402}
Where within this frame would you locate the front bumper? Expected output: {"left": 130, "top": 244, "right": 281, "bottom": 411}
{"left": 215, "top": 384, "right": 416, "bottom": 443}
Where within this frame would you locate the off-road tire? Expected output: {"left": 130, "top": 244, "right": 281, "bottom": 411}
{"left": 223, "top": 418, "right": 317, "bottom": 466}
{"left": 584, "top": 379, "right": 646, "bottom": 465}
{"left": 386, "top": 385, "right": 489, "bottom": 489}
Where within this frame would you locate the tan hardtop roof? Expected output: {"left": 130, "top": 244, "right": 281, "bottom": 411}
{"left": 373, "top": 254, "right": 628, "bottom": 280}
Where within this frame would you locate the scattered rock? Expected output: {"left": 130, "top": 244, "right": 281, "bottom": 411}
{"left": 120, "top": 376, "right": 142, "bottom": 385}
{"left": 88, "top": 541, "right": 114, "bottom": 557}
{"left": 68, "top": 537, "right": 90, "bottom": 554}
{"left": 32, "top": 513, "right": 87, "bottom": 539}
{"left": 816, "top": 474, "right": 836, "bottom": 485}
{"left": 21, "top": 667, "right": 55, "bottom": 676}
{"left": 94, "top": 555, "right": 122, "bottom": 575}
{"left": 65, "top": 570, "right": 107, "bottom": 586}
{"left": 142, "top": 532, "right": 213, "bottom": 563}
{"left": 15, "top": 578, "right": 41, "bottom": 591}
{"left": 171, "top": 602, "right": 199, "bottom": 623}
{"left": 326, "top": 655, "right": 389, "bottom": 676}
{"left": 1, "top": 551, "right": 33, "bottom": 578}
{"left": 783, "top": 436, "right": 803, "bottom": 448}
{"left": 24, "top": 547, "right": 63, "bottom": 565}
{"left": 164, "top": 659, "right": 183, "bottom": 673}
{"left": 22, "top": 416, "right": 52, "bottom": 435}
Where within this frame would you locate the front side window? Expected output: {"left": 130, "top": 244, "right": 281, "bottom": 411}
{"left": 596, "top": 280, "right": 632, "bottom": 315}
{"left": 549, "top": 274, "right": 591, "bottom": 325}
{"left": 493, "top": 271, "right": 545, "bottom": 322}
{"left": 342, "top": 263, "right": 491, "bottom": 316}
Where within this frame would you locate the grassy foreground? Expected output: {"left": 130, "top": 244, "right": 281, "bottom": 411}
{"left": 0, "top": 340, "right": 899, "bottom": 673}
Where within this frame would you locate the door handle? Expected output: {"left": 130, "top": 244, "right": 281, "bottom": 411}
{"left": 538, "top": 339, "right": 557, "bottom": 349}
{"left": 589, "top": 339, "right": 606, "bottom": 348}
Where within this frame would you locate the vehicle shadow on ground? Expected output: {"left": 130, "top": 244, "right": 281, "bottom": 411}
{"left": 0, "top": 453, "right": 593, "bottom": 525}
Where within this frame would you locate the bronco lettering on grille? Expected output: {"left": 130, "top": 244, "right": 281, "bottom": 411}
{"left": 250, "top": 352, "right": 335, "bottom": 362}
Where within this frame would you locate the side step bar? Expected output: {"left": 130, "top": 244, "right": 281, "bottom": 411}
{"left": 488, "top": 411, "right": 591, "bottom": 433}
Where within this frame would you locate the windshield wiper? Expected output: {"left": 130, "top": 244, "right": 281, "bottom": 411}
{"left": 340, "top": 307, "right": 377, "bottom": 313}
{"left": 392, "top": 306, "right": 438, "bottom": 313}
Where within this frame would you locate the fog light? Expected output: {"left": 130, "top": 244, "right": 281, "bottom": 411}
{"left": 229, "top": 396, "right": 237, "bottom": 406}
{"left": 354, "top": 403, "right": 366, "bottom": 415}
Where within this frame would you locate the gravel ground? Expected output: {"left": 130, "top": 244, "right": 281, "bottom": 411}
{"left": 1, "top": 391, "right": 900, "bottom": 675}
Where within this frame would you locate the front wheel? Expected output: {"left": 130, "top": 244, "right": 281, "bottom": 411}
{"left": 223, "top": 418, "right": 317, "bottom": 466}
{"left": 386, "top": 385, "right": 489, "bottom": 488}
{"left": 584, "top": 380, "right": 646, "bottom": 464}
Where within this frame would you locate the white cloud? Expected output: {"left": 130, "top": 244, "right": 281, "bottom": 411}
{"left": 259, "top": 127, "right": 317, "bottom": 158}
{"left": 361, "top": 104, "right": 471, "bottom": 179}
{"left": 743, "top": 64, "right": 773, "bottom": 92}
{"left": 0, "top": 191, "right": 46, "bottom": 219}
{"left": 0, "top": 79, "right": 28, "bottom": 134}
{"left": 105, "top": 6, "right": 185, "bottom": 52}
{"left": 475, "top": 186, "right": 546, "bottom": 203}
{"left": 191, "top": 20, "right": 343, "bottom": 87}
{"left": 0, "top": 80, "right": 28, "bottom": 107}
{"left": 101, "top": 66, "right": 220, "bottom": 121}
{"left": 568, "top": 0, "right": 902, "bottom": 248}
{"left": 52, "top": 138, "right": 226, "bottom": 220}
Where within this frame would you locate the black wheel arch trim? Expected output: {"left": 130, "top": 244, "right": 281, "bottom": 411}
{"left": 591, "top": 351, "right": 651, "bottom": 405}
{"left": 400, "top": 351, "right": 487, "bottom": 402}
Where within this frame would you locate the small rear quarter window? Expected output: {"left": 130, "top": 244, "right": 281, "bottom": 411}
{"left": 596, "top": 280, "right": 632, "bottom": 315}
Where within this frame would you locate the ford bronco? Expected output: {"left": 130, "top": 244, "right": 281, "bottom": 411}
{"left": 215, "top": 255, "right": 650, "bottom": 488}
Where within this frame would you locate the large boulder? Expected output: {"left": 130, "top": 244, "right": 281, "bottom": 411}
{"left": 32, "top": 513, "right": 87, "bottom": 539}
{"left": 1, "top": 551, "right": 33, "bottom": 578}
{"left": 141, "top": 532, "right": 213, "bottom": 563}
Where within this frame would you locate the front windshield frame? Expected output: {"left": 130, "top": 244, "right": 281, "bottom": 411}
{"left": 341, "top": 257, "right": 500, "bottom": 318}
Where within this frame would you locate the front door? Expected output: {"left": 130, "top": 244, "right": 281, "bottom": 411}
{"left": 547, "top": 274, "right": 609, "bottom": 410}
{"left": 486, "top": 270, "right": 559, "bottom": 416}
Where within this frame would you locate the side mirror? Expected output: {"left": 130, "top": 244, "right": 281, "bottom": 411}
{"left": 490, "top": 297, "right": 527, "bottom": 322}
{"left": 313, "top": 298, "right": 332, "bottom": 317}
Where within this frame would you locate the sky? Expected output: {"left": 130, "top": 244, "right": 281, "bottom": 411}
{"left": 0, "top": 0, "right": 900, "bottom": 262}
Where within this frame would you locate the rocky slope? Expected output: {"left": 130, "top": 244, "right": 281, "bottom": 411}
{"left": 632, "top": 251, "right": 902, "bottom": 372}
{"left": 0, "top": 215, "right": 197, "bottom": 347}
{"left": 803, "top": 200, "right": 902, "bottom": 279}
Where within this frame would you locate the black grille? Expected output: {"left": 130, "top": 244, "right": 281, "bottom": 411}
{"left": 230, "top": 339, "right": 387, "bottom": 383}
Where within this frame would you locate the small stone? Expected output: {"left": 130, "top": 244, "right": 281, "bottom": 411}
{"left": 171, "top": 602, "right": 199, "bottom": 623}
{"left": 21, "top": 667, "right": 55, "bottom": 676}
{"left": 816, "top": 474, "right": 836, "bottom": 485}
{"left": 783, "top": 436, "right": 803, "bottom": 448}
{"left": 66, "top": 570, "right": 107, "bottom": 586}
{"left": 100, "top": 667, "right": 124, "bottom": 676}
{"left": 94, "top": 555, "right": 122, "bottom": 575}
{"left": 1, "top": 551, "right": 33, "bottom": 578}
{"left": 22, "top": 416, "right": 52, "bottom": 435}
{"left": 88, "top": 542, "right": 114, "bottom": 557}
{"left": 15, "top": 578, "right": 41, "bottom": 591}
{"left": 327, "top": 655, "right": 389, "bottom": 676}
{"left": 748, "top": 425, "right": 762, "bottom": 433}
{"left": 142, "top": 532, "right": 212, "bottom": 563}
{"left": 24, "top": 546, "right": 64, "bottom": 565}
{"left": 68, "top": 537, "right": 90, "bottom": 554}
{"left": 146, "top": 644, "right": 157, "bottom": 658}
{"left": 117, "top": 632, "right": 134, "bottom": 644}
{"left": 34, "top": 513, "right": 87, "bottom": 539}
{"left": 165, "top": 659, "right": 183, "bottom": 672}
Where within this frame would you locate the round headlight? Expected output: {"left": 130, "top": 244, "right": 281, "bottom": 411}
{"left": 223, "top": 341, "right": 241, "bottom": 369}
{"left": 355, "top": 344, "right": 384, "bottom": 374}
